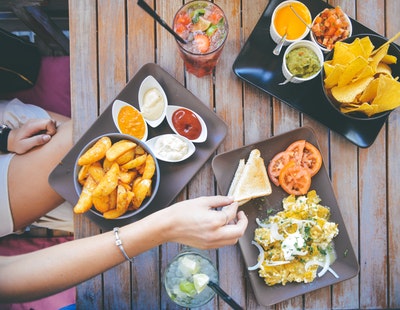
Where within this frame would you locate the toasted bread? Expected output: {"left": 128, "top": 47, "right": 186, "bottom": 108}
{"left": 228, "top": 149, "right": 272, "bottom": 204}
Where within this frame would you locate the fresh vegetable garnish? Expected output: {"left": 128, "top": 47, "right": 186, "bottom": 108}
{"left": 278, "top": 161, "right": 311, "bottom": 195}
{"left": 267, "top": 140, "right": 323, "bottom": 195}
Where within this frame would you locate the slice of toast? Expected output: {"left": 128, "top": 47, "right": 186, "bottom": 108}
{"left": 229, "top": 149, "right": 272, "bottom": 204}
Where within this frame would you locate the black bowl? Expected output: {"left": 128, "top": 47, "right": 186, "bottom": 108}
{"left": 321, "top": 33, "right": 400, "bottom": 121}
{"left": 74, "top": 133, "right": 160, "bottom": 220}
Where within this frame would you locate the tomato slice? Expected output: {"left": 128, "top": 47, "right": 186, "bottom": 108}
{"left": 301, "top": 142, "right": 322, "bottom": 176}
{"left": 267, "top": 151, "right": 291, "bottom": 186}
{"left": 278, "top": 161, "right": 311, "bottom": 195}
{"left": 286, "top": 140, "right": 306, "bottom": 164}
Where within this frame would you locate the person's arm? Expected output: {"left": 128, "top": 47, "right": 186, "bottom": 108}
{"left": 0, "top": 196, "right": 248, "bottom": 302}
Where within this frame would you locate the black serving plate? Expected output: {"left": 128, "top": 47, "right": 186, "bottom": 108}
{"left": 232, "top": 0, "right": 400, "bottom": 148}
{"left": 49, "top": 63, "right": 227, "bottom": 231}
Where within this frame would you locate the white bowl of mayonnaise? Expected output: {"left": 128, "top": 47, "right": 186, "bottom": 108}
{"left": 145, "top": 134, "right": 195, "bottom": 163}
{"left": 138, "top": 75, "right": 168, "bottom": 128}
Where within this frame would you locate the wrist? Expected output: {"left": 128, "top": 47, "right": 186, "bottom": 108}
{"left": 0, "top": 124, "right": 11, "bottom": 153}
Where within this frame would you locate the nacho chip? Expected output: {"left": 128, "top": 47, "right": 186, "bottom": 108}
{"left": 371, "top": 74, "right": 400, "bottom": 113}
{"left": 338, "top": 56, "right": 369, "bottom": 87}
{"left": 324, "top": 63, "right": 345, "bottom": 88}
{"left": 331, "top": 77, "right": 373, "bottom": 104}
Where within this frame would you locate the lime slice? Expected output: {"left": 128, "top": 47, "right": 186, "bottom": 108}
{"left": 193, "top": 273, "right": 209, "bottom": 294}
{"left": 179, "top": 280, "right": 197, "bottom": 297}
{"left": 192, "top": 16, "right": 211, "bottom": 32}
{"left": 178, "top": 256, "right": 200, "bottom": 275}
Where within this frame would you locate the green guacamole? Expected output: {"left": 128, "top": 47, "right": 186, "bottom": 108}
{"left": 286, "top": 47, "right": 321, "bottom": 78}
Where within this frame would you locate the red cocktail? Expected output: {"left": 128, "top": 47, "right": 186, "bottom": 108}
{"left": 173, "top": 0, "right": 228, "bottom": 77}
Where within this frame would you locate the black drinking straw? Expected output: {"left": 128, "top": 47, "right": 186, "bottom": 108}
{"left": 137, "top": 0, "right": 187, "bottom": 44}
{"left": 207, "top": 280, "right": 243, "bottom": 310}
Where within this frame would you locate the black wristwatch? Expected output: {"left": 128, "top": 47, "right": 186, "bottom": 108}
{"left": 0, "top": 124, "right": 11, "bottom": 153}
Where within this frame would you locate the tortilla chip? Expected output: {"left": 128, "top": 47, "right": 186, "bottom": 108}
{"left": 324, "top": 64, "right": 345, "bottom": 89}
{"left": 338, "top": 56, "right": 369, "bottom": 87}
{"left": 371, "top": 75, "right": 400, "bottom": 113}
{"left": 331, "top": 77, "right": 373, "bottom": 104}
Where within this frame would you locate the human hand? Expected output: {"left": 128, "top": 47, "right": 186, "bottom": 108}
{"left": 163, "top": 196, "right": 248, "bottom": 249}
{"left": 7, "top": 119, "right": 57, "bottom": 154}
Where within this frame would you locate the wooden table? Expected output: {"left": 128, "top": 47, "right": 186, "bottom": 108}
{"left": 69, "top": 0, "right": 400, "bottom": 308}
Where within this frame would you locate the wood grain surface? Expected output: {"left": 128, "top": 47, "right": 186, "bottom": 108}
{"left": 69, "top": 0, "right": 400, "bottom": 308}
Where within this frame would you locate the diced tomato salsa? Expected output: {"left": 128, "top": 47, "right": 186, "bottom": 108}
{"left": 311, "top": 6, "right": 351, "bottom": 50}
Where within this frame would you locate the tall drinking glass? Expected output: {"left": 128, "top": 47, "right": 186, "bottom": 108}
{"left": 163, "top": 246, "right": 219, "bottom": 308}
{"left": 173, "top": 0, "right": 229, "bottom": 77}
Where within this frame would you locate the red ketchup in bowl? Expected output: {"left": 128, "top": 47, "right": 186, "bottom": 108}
{"left": 172, "top": 108, "right": 202, "bottom": 140}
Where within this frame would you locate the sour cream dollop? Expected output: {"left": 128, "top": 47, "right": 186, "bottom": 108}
{"left": 141, "top": 88, "right": 165, "bottom": 121}
{"left": 154, "top": 135, "right": 189, "bottom": 161}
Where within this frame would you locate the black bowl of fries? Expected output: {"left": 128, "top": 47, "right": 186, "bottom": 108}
{"left": 73, "top": 133, "right": 160, "bottom": 220}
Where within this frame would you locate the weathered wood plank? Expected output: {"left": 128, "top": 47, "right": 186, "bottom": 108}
{"left": 69, "top": 0, "right": 104, "bottom": 308}
{"left": 96, "top": 1, "right": 131, "bottom": 309}
{"left": 126, "top": 1, "right": 161, "bottom": 308}
{"left": 386, "top": 2, "right": 400, "bottom": 308}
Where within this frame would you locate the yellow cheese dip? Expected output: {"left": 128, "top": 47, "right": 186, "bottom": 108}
{"left": 274, "top": 2, "right": 311, "bottom": 40}
{"left": 141, "top": 88, "right": 165, "bottom": 121}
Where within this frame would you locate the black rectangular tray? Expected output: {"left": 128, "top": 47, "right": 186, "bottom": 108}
{"left": 49, "top": 63, "right": 227, "bottom": 230}
{"left": 233, "top": 0, "right": 398, "bottom": 148}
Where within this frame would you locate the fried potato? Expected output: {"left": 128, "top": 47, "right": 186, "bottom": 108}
{"left": 142, "top": 155, "right": 155, "bottom": 180}
{"left": 92, "top": 162, "right": 119, "bottom": 197}
{"left": 132, "top": 179, "right": 152, "bottom": 209}
{"left": 103, "top": 185, "right": 130, "bottom": 219}
{"left": 88, "top": 161, "right": 105, "bottom": 183}
{"left": 78, "top": 164, "right": 90, "bottom": 185}
{"left": 74, "top": 176, "right": 97, "bottom": 214}
{"left": 106, "top": 140, "right": 136, "bottom": 162}
{"left": 102, "top": 157, "right": 113, "bottom": 171}
{"left": 119, "top": 170, "right": 137, "bottom": 185}
{"left": 121, "top": 154, "right": 147, "bottom": 170}
{"left": 135, "top": 145, "right": 145, "bottom": 155}
{"left": 115, "top": 149, "right": 135, "bottom": 165}
{"left": 92, "top": 194, "right": 111, "bottom": 213}
{"left": 78, "top": 136, "right": 111, "bottom": 166}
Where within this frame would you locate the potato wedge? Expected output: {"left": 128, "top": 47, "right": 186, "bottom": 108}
{"left": 115, "top": 149, "right": 135, "bottom": 165}
{"left": 121, "top": 154, "right": 147, "bottom": 170}
{"left": 106, "top": 140, "right": 136, "bottom": 162}
{"left": 73, "top": 176, "right": 97, "bottom": 213}
{"left": 92, "top": 162, "right": 119, "bottom": 197}
{"left": 88, "top": 161, "right": 105, "bottom": 183}
{"left": 78, "top": 136, "right": 111, "bottom": 166}
{"left": 132, "top": 179, "right": 152, "bottom": 209}
{"left": 92, "top": 194, "right": 111, "bottom": 213}
{"left": 142, "top": 155, "right": 155, "bottom": 180}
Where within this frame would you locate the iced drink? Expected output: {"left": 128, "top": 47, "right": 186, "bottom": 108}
{"left": 163, "top": 247, "right": 218, "bottom": 307}
{"left": 173, "top": 0, "right": 228, "bottom": 77}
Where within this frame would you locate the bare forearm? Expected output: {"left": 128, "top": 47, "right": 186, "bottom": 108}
{"left": 0, "top": 211, "right": 168, "bottom": 302}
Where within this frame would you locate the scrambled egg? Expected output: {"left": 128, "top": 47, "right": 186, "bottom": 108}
{"left": 253, "top": 190, "right": 339, "bottom": 286}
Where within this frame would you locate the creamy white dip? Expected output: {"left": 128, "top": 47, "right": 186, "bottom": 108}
{"left": 154, "top": 135, "right": 189, "bottom": 161}
{"left": 141, "top": 88, "right": 164, "bottom": 121}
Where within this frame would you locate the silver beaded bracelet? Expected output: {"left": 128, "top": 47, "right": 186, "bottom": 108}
{"left": 113, "top": 227, "right": 134, "bottom": 263}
